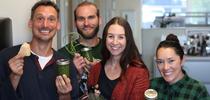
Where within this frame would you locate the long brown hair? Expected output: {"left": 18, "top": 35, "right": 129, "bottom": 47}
{"left": 101, "top": 17, "right": 147, "bottom": 72}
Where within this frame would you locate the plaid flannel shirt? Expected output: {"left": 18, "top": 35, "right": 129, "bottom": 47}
{"left": 150, "top": 71, "right": 210, "bottom": 100}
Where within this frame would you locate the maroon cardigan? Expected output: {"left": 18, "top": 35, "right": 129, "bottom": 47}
{"left": 87, "top": 63, "right": 150, "bottom": 100}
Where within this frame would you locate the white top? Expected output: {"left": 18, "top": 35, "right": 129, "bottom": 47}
{"left": 31, "top": 51, "right": 53, "bottom": 70}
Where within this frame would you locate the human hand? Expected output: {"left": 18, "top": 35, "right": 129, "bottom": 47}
{"left": 84, "top": 58, "right": 101, "bottom": 67}
{"left": 82, "top": 58, "right": 100, "bottom": 74}
{"left": 8, "top": 54, "right": 24, "bottom": 90}
{"left": 8, "top": 55, "right": 24, "bottom": 76}
{"left": 8, "top": 42, "right": 31, "bottom": 76}
{"left": 56, "top": 74, "right": 72, "bottom": 95}
{"left": 73, "top": 53, "right": 86, "bottom": 74}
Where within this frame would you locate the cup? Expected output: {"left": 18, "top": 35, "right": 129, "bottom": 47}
{"left": 56, "top": 59, "right": 70, "bottom": 77}
{"left": 81, "top": 47, "right": 93, "bottom": 62}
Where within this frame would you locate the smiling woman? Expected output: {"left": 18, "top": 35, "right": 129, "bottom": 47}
{"left": 88, "top": 17, "right": 150, "bottom": 100}
{"left": 106, "top": 24, "right": 126, "bottom": 57}
{"left": 150, "top": 34, "right": 210, "bottom": 99}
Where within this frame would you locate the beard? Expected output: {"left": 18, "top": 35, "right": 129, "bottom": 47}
{"left": 77, "top": 25, "right": 99, "bottom": 39}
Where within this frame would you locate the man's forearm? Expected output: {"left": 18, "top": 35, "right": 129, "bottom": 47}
{"left": 9, "top": 73, "right": 21, "bottom": 90}
{"left": 59, "top": 93, "right": 71, "bottom": 100}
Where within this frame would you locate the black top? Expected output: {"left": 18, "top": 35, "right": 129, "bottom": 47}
{"left": 58, "top": 38, "right": 103, "bottom": 99}
{"left": 98, "top": 66, "right": 119, "bottom": 100}
{"left": 0, "top": 45, "right": 78, "bottom": 100}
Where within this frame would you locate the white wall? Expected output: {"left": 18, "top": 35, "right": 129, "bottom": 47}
{"left": 116, "top": 0, "right": 142, "bottom": 53}
{"left": 0, "top": 0, "right": 39, "bottom": 45}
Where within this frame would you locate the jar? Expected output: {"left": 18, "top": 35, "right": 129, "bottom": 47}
{"left": 56, "top": 59, "right": 70, "bottom": 77}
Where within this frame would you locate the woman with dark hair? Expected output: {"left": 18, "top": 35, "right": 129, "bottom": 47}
{"left": 87, "top": 17, "right": 150, "bottom": 100}
{"left": 150, "top": 34, "right": 210, "bottom": 99}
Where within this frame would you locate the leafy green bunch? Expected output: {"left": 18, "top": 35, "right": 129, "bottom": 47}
{"left": 65, "top": 41, "right": 79, "bottom": 55}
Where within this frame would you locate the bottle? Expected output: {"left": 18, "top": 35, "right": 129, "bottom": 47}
{"left": 144, "top": 89, "right": 158, "bottom": 100}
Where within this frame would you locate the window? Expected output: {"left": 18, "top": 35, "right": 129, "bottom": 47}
{"left": 142, "top": 0, "right": 210, "bottom": 28}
